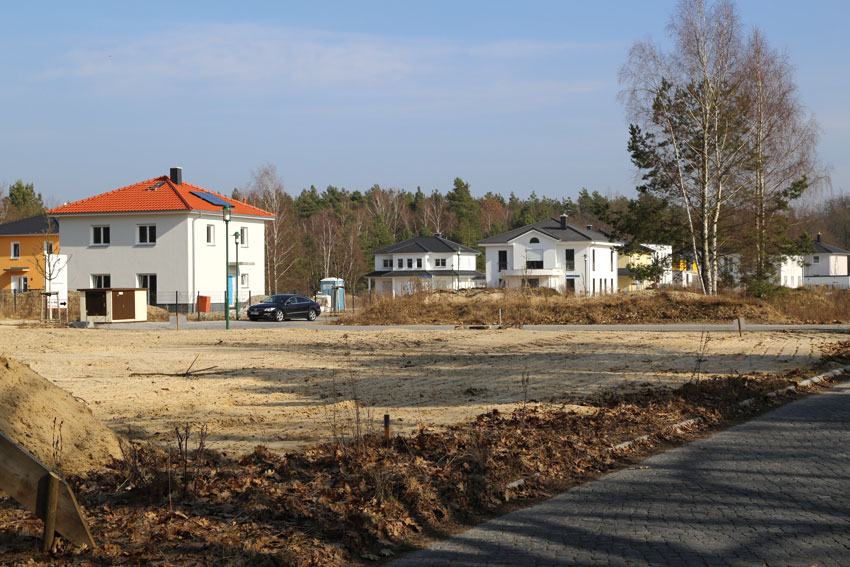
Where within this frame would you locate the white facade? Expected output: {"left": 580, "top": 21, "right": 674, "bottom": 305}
{"left": 58, "top": 211, "right": 267, "bottom": 305}
{"left": 775, "top": 256, "right": 804, "bottom": 288}
{"left": 481, "top": 230, "right": 619, "bottom": 296}
{"left": 370, "top": 249, "right": 481, "bottom": 297}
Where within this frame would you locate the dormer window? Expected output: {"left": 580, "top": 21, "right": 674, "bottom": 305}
{"left": 530, "top": 237, "right": 540, "bottom": 244}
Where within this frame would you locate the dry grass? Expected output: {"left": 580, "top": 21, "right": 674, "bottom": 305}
{"left": 341, "top": 287, "right": 850, "bottom": 326}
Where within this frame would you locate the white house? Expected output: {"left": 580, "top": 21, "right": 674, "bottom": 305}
{"left": 47, "top": 167, "right": 274, "bottom": 309}
{"left": 478, "top": 215, "right": 620, "bottom": 295}
{"left": 804, "top": 233, "right": 850, "bottom": 289}
{"left": 366, "top": 234, "right": 484, "bottom": 297}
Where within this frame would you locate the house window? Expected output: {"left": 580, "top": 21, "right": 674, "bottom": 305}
{"left": 206, "top": 224, "right": 215, "bottom": 245}
{"left": 526, "top": 249, "right": 543, "bottom": 270}
{"left": 138, "top": 224, "right": 156, "bottom": 245}
{"left": 397, "top": 258, "right": 403, "bottom": 268}
{"left": 530, "top": 237, "right": 539, "bottom": 244}
{"left": 592, "top": 249, "right": 596, "bottom": 271}
{"left": 10, "top": 242, "right": 20, "bottom": 259}
{"left": 435, "top": 258, "right": 446, "bottom": 268}
{"left": 92, "top": 226, "right": 110, "bottom": 246}
{"left": 498, "top": 250, "right": 507, "bottom": 271}
{"left": 610, "top": 250, "right": 614, "bottom": 270}
{"left": 813, "top": 256, "right": 820, "bottom": 264}
{"left": 407, "top": 258, "right": 413, "bottom": 268}
{"left": 416, "top": 258, "right": 422, "bottom": 268}
{"left": 240, "top": 227, "right": 248, "bottom": 247}
{"left": 565, "top": 249, "right": 575, "bottom": 271}
{"left": 44, "top": 241, "right": 54, "bottom": 255}
{"left": 92, "top": 274, "right": 111, "bottom": 288}
{"left": 383, "top": 259, "right": 391, "bottom": 268}
{"left": 240, "top": 273, "right": 249, "bottom": 287}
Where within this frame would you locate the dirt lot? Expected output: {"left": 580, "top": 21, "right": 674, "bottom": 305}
{"left": 0, "top": 322, "right": 843, "bottom": 456}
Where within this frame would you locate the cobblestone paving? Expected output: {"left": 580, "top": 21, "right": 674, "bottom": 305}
{"left": 390, "top": 381, "right": 850, "bottom": 566}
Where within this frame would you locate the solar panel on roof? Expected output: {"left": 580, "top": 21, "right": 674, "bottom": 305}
{"left": 190, "top": 191, "right": 231, "bottom": 207}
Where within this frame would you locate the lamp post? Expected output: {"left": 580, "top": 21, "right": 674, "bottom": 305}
{"left": 456, "top": 247, "right": 461, "bottom": 291}
{"left": 233, "top": 231, "right": 240, "bottom": 320}
{"left": 583, "top": 253, "right": 588, "bottom": 296}
{"left": 222, "top": 205, "right": 231, "bottom": 330}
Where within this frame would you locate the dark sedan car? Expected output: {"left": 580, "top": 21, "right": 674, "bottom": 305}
{"left": 247, "top": 294, "right": 321, "bottom": 322}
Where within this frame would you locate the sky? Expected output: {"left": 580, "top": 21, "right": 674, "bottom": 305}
{"left": 1, "top": 1, "right": 848, "bottom": 206}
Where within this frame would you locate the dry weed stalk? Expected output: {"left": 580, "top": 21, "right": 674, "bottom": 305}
{"left": 691, "top": 331, "right": 712, "bottom": 382}
{"left": 51, "top": 417, "right": 64, "bottom": 470}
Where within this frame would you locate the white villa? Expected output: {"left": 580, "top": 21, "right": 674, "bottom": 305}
{"left": 804, "top": 233, "right": 850, "bottom": 289}
{"left": 478, "top": 215, "right": 620, "bottom": 295}
{"left": 47, "top": 167, "right": 274, "bottom": 309}
{"left": 366, "top": 234, "right": 484, "bottom": 296}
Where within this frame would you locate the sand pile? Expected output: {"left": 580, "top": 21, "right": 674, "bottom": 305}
{"left": 0, "top": 355, "right": 122, "bottom": 474}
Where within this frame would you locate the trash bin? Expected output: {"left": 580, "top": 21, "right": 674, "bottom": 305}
{"left": 196, "top": 295, "right": 211, "bottom": 313}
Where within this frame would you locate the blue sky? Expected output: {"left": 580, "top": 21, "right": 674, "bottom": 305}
{"left": 1, "top": 1, "right": 847, "bottom": 205}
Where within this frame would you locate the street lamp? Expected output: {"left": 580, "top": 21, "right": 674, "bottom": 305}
{"left": 222, "top": 205, "right": 231, "bottom": 330}
{"left": 456, "top": 247, "right": 461, "bottom": 291}
{"left": 233, "top": 231, "right": 241, "bottom": 320}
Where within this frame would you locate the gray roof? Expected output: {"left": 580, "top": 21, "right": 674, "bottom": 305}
{"left": 0, "top": 215, "right": 57, "bottom": 236}
{"left": 371, "top": 235, "right": 480, "bottom": 255}
{"left": 479, "top": 217, "right": 619, "bottom": 245}
{"left": 813, "top": 240, "right": 849, "bottom": 254}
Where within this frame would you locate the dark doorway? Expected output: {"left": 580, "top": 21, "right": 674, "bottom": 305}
{"left": 139, "top": 274, "right": 157, "bottom": 305}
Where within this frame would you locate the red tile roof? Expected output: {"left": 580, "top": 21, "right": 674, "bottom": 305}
{"left": 47, "top": 176, "right": 274, "bottom": 218}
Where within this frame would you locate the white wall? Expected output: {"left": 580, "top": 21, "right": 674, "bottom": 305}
{"left": 805, "top": 253, "right": 848, "bottom": 277}
{"left": 59, "top": 211, "right": 267, "bottom": 303}
{"left": 59, "top": 213, "right": 190, "bottom": 293}
{"left": 190, "top": 212, "right": 267, "bottom": 300}
{"left": 482, "top": 230, "right": 618, "bottom": 295}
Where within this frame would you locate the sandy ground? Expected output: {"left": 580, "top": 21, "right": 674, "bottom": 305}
{"left": 0, "top": 323, "right": 843, "bottom": 457}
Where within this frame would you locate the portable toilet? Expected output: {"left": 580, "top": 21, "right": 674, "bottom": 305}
{"left": 319, "top": 277, "right": 345, "bottom": 311}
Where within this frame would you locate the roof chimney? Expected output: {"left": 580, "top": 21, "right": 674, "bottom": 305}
{"left": 170, "top": 167, "right": 183, "bottom": 185}
{"left": 560, "top": 214, "right": 568, "bottom": 230}
{"left": 586, "top": 224, "right": 593, "bottom": 231}
{"left": 817, "top": 232, "right": 822, "bottom": 243}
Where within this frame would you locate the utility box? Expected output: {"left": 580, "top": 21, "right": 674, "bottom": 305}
{"left": 319, "top": 277, "right": 345, "bottom": 311}
{"left": 78, "top": 288, "right": 148, "bottom": 323}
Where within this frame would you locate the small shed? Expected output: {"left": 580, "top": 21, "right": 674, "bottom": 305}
{"left": 319, "top": 277, "right": 345, "bottom": 311}
{"left": 78, "top": 288, "right": 148, "bottom": 323}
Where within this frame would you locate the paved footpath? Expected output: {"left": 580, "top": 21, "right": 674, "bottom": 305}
{"left": 390, "top": 381, "right": 850, "bottom": 567}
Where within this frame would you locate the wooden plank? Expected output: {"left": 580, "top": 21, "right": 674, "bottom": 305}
{"left": 0, "top": 432, "right": 96, "bottom": 548}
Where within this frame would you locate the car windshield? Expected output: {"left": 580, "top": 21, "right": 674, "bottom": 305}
{"left": 262, "top": 295, "right": 289, "bottom": 304}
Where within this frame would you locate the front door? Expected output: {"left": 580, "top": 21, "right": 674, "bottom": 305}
{"left": 138, "top": 274, "right": 157, "bottom": 305}
{"left": 228, "top": 275, "right": 236, "bottom": 307}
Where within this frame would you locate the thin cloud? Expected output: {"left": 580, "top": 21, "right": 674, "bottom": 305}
{"left": 35, "top": 23, "right": 611, "bottom": 112}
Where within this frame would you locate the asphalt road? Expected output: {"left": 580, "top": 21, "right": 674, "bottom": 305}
{"left": 103, "top": 316, "right": 850, "bottom": 333}
{"left": 388, "top": 380, "right": 850, "bottom": 566}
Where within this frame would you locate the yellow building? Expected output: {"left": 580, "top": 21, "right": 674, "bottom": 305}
{"left": 617, "top": 246, "right": 653, "bottom": 291}
{"left": 0, "top": 215, "right": 60, "bottom": 291}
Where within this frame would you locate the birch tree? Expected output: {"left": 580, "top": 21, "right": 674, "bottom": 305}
{"left": 621, "top": 0, "right": 750, "bottom": 294}
{"left": 738, "top": 29, "right": 819, "bottom": 282}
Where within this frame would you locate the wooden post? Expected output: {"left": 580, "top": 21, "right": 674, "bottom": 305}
{"left": 737, "top": 317, "right": 743, "bottom": 337}
{"left": 40, "top": 471, "right": 60, "bottom": 552}
{"left": 383, "top": 414, "right": 391, "bottom": 445}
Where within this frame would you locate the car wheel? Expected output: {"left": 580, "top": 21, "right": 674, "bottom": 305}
{"left": 274, "top": 310, "right": 285, "bottom": 322}
{"left": 307, "top": 309, "right": 318, "bottom": 321}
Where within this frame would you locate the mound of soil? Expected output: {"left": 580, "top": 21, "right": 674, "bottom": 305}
{"left": 0, "top": 355, "right": 121, "bottom": 474}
